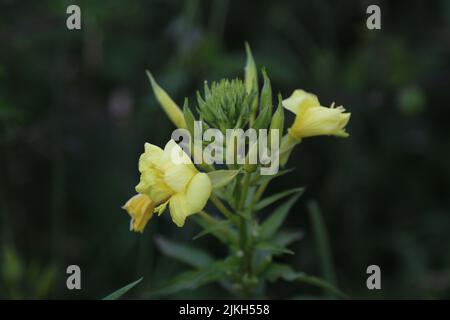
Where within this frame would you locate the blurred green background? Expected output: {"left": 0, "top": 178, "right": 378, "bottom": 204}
{"left": 1, "top": 0, "right": 449, "bottom": 299}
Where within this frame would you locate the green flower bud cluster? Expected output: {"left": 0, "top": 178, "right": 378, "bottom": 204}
{"left": 196, "top": 79, "right": 255, "bottom": 133}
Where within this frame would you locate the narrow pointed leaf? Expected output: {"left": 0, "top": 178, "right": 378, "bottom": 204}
{"left": 147, "top": 261, "right": 231, "bottom": 297}
{"left": 264, "top": 263, "right": 348, "bottom": 299}
{"left": 191, "top": 216, "right": 236, "bottom": 245}
{"left": 308, "top": 200, "right": 337, "bottom": 293}
{"left": 155, "top": 236, "right": 213, "bottom": 268}
{"left": 193, "top": 220, "right": 232, "bottom": 241}
{"left": 255, "top": 242, "right": 295, "bottom": 255}
{"left": 259, "top": 193, "right": 302, "bottom": 238}
{"left": 183, "top": 99, "right": 196, "bottom": 137}
{"left": 255, "top": 167, "right": 295, "bottom": 185}
{"left": 272, "top": 230, "right": 304, "bottom": 247}
{"left": 255, "top": 187, "right": 305, "bottom": 211}
{"left": 102, "top": 278, "right": 143, "bottom": 300}
{"left": 207, "top": 169, "right": 241, "bottom": 189}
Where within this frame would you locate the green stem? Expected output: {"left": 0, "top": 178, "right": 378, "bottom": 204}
{"left": 198, "top": 210, "right": 217, "bottom": 225}
{"left": 210, "top": 194, "right": 236, "bottom": 222}
{"left": 237, "top": 173, "right": 254, "bottom": 296}
{"left": 238, "top": 173, "right": 251, "bottom": 210}
{"left": 252, "top": 180, "right": 269, "bottom": 206}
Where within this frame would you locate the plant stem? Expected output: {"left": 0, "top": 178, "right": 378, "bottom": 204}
{"left": 210, "top": 194, "right": 236, "bottom": 222}
{"left": 252, "top": 180, "right": 269, "bottom": 205}
{"left": 198, "top": 210, "right": 217, "bottom": 224}
{"left": 238, "top": 173, "right": 251, "bottom": 210}
{"left": 237, "top": 173, "right": 254, "bottom": 296}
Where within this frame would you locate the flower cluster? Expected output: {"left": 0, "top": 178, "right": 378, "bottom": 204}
{"left": 123, "top": 44, "right": 351, "bottom": 235}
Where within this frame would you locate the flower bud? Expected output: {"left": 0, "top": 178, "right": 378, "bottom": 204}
{"left": 244, "top": 43, "right": 259, "bottom": 121}
{"left": 146, "top": 71, "right": 187, "bottom": 129}
{"left": 269, "top": 94, "right": 285, "bottom": 146}
{"left": 253, "top": 68, "right": 272, "bottom": 130}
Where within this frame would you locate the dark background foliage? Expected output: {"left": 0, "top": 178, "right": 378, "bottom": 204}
{"left": 0, "top": 0, "right": 449, "bottom": 299}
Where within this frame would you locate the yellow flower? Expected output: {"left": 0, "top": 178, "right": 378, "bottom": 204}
{"left": 282, "top": 89, "right": 351, "bottom": 139}
{"left": 122, "top": 193, "right": 155, "bottom": 233}
{"left": 135, "top": 140, "right": 212, "bottom": 227}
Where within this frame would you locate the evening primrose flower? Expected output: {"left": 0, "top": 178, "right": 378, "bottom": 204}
{"left": 122, "top": 193, "right": 155, "bottom": 233}
{"left": 282, "top": 89, "right": 351, "bottom": 139}
{"left": 135, "top": 140, "right": 212, "bottom": 227}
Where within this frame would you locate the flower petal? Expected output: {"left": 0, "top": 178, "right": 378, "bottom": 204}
{"left": 169, "top": 193, "right": 189, "bottom": 227}
{"left": 162, "top": 140, "right": 197, "bottom": 192}
{"left": 135, "top": 142, "right": 174, "bottom": 203}
{"left": 138, "top": 143, "right": 164, "bottom": 173}
{"left": 184, "top": 173, "right": 212, "bottom": 213}
{"left": 291, "top": 106, "right": 350, "bottom": 138}
{"left": 164, "top": 164, "right": 196, "bottom": 193}
{"left": 135, "top": 168, "right": 172, "bottom": 203}
{"left": 122, "top": 194, "right": 155, "bottom": 233}
{"left": 282, "top": 90, "right": 320, "bottom": 115}
{"left": 168, "top": 173, "right": 212, "bottom": 227}
{"left": 162, "top": 140, "right": 195, "bottom": 167}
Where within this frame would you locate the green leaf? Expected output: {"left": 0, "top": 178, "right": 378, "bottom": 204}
{"left": 155, "top": 236, "right": 213, "bottom": 268}
{"left": 263, "top": 263, "right": 348, "bottom": 299}
{"left": 272, "top": 230, "right": 304, "bottom": 247}
{"left": 207, "top": 169, "right": 241, "bottom": 189}
{"left": 259, "top": 193, "right": 302, "bottom": 239}
{"left": 264, "top": 263, "right": 296, "bottom": 282}
{"left": 308, "top": 200, "right": 337, "bottom": 296}
{"left": 191, "top": 216, "right": 234, "bottom": 245}
{"left": 193, "top": 220, "right": 233, "bottom": 241}
{"left": 255, "top": 242, "right": 294, "bottom": 255}
{"left": 2, "top": 246, "right": 23, "bottom": 283}
{"left": 34, "top": 264, "right": 57, "bottom": 298}
{"left": 147, "top": 260, "right": 231, "bottom": 297}
{"left": 255, "top": 187, "right": 305, "bottom": 211}
{"left": 255, "top": 167, "right": 295, "bottom": 185}
{"left": 102, "top": 278, "right": 143, "bottom": 300}
{"left": 183, "top": 99, "right": 196, "bottom": 137}
{"left": 293, "top": 274, "right": 348, "bottom": 299}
